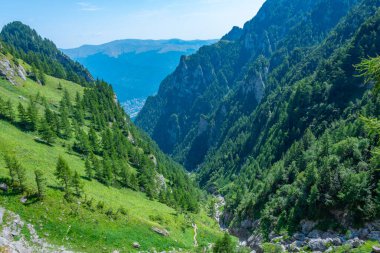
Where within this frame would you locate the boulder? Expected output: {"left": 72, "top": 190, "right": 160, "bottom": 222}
{"left": 308, "top": 239, "right": 327, "bottom": 252}
{"left": 345, "top": 237, "right": 363, "bottom": 248}
{"left": 270, "top": 236, "right": 283, "bottom": 243}
{"left": 308, "top": 230, "right": 322, "bottom": 239}
{"left": 20, "top": 197, "right": 27, "bottom": 204}
{"left": 250, "top": 244, "right": 263, "bottom": 253}
{"left": 331, "top": 237, "right": 342, "bottom": 246}
{"left": 292, "top": 233, "right": 305, "bottom": 241}
{"left": 132, "top": 242, "right": 140, "bottom": 248}
{"left": 368, "top": 231, "right": 380, "bottom": 241}
{"left": 151, "top": 227, "right": 169, "bottom": 237}
{"left": 372, "top": 246, "right": 380, "bottom": 253}
{"left": 358, "top": 228, "right": 370, "bottom": 239}
{"left": 0, "top": 183, "right": 8, "bottom": 191}
{"left": 288, "top": 242, "right": 300, "bottom": 252}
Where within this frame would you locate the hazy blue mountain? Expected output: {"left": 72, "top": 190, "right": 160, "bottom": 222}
{"left": 62, "top": 39, "right": 217, "bottom": 117}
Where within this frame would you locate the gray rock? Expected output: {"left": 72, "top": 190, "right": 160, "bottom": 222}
{"left": 358, "top": 228, "right": 369, "bottom": 239}
{"left": 308, "top": 239, "right": 327, "bottom": 251}
{"left": 368, "top": 231, "right": 380, "bottom": 241}
{"left": 151, "top": 227, "right": 169, "bottom": 236}
{"left": 20, "top": 197, "right": 27, "bottom": 203}
{"left": 373, "top": 246, "right": 380, "bottom": 253}
{"left": 308, "top": 230, "right": 322, "bottom": 239}
{"left": 369, "top": 220, "right": 380, "bottom": 231}
{"left": 345, "top": 237, "right": 363, "bottom": 248}
{"left": 292, "top": 232, "right": 305, "bottom": 241}
{"left": 0, "top": 183, "right": 8, "bottom": 191}
{"left": 270, "top": 236, "right": 283, "bottom": 243}
{"left": 133, "top": 242, "right": 140, "bottom": 248}
{"left": 321, "top": 231, "right": 337, "bottom": 239}
{"left": 17, "top": 65, "right": 27, "bottom": 81}
{"left": 250, "top": 244, "right": 263, "bottom": 253}
{"left": 331, "top": 237, "right": 342, "bottom": 246}
{"left": 289, "top": 242, "right": 301, "bottom": 252}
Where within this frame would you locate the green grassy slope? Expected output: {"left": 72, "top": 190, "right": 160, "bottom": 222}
{"left": 0, "top": 59, "right": 222, "bottom": 252}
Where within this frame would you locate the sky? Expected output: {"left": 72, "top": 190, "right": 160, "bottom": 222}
{"left": 0, "top": 0, "right": 265, "bottom": 49}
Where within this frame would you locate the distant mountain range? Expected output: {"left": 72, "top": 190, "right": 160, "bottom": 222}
{"left": 62, "top": 39, "right": 217, "bottom": 117}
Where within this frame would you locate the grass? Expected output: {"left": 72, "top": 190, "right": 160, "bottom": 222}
{"left": 0, "top": 73, "right": 222, "bottom": 252}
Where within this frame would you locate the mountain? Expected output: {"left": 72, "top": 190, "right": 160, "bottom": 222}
{"left": 0, "top": 22, "right": 222, "bottom": 252}
{"left": 62, "top": 39, "right": 217, "bottom": 118}
{"left": 137, "top": 0, "right": 380, "bottom": 249}
{"left": 0, "top": 21, "right": 93, "bottom": 86}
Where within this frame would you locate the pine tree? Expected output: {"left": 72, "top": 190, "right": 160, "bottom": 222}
{"left": 5, "top": 99, "right": 15, "bottom": 122}
{"left": 55, "top": 156, "right": 72, "bottom": 198}
{"left": 0, "top": 97, "right": 5, "bottom": 117}
{"left": 34, "top": 169, "right": 47, "bottom": 199}
{"left": 213, "top": 233, "right": 235, "bottom": 253}
{"left": 39, "top": 117, "right": 55, "bottom": 144}
{"left": 17, "top": 102, "right": 28, "bottom": 128}
{"left": 4, "top": 155, "right": 26, "bottom": 191}
{"left": 73, "top": 128, "right": 90, "bottom": 154}
{"left": 61, "top": 89, "right": 72, "bottom": 109}
{"left": 85, "top": 155, "right": 93, "bottom": 180}
{"left": 88, "top": 127, "right": 99, "bottom": 154}
{"left": 72, "top": 171, "right": 84, "bottom": 197}
{"left": 59, "top": 106, "right": 72, "bottom": 139}
{"left": 74, "top": 92, "right": 85, "bottom": 124}
{"left": 27, "top": 100, "right": 38, "bottom": 131}
{"left": 4, "top": 154, "right": 16, "bottom": 185}
{"left": 38, "top": 69, "right": 46, "bottom": 85}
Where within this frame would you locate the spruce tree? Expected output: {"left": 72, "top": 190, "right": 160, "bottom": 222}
{"left": 5, "top": 99, "right": 15, "bottom": 122}
{"left": 88, "top": 127, "right": 99, "bottom": 154}
{"left": 85, "top": 155, "right": 93, "bottom": 180}
{"left": 27, "top": 100, "right": 38, "bottom": 131}
{"left": 55, "top": 156, "right": 72, "bottom": 198}
{"left": 39, "top": 118, "right": 55, "bottom": 144}
{"left": 37, "top": 69, "right": 46, "bottom": 85}
{"left": 73, "top": 128, "right": 90, "bottom": 154}
{"left": 17, "top": 102, "right": 28, "bottom": 128}
{"left": 59, "top": 106, "right": 72, "bottom": 139}
{"left": 0, "top": 97, "right": 5, "bottom": 117}
{"left": 4, "top": 155, "right": 26, "bottom": 191}
{"left": 34, "top": 169, "right": 47, "bottom": 199}
{"left": 72, "top": 171, "right": 84, "bottom": 197}
{"left": 4, "top": 154, "right": 16, "bottom": 185}
{"left": 213, "top": 233, "right": 235, "bottom": 253}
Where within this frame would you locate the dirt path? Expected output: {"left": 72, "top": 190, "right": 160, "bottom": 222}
{"left": 192, "top": 223, "right": 198, "bottom": 247}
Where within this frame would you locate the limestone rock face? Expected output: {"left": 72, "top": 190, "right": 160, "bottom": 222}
{"left": 0, "top": 55, "right": 27, "bottom": 85}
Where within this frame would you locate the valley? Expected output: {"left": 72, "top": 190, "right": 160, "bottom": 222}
{"left": 62, "top": 39, "right": 217, "bottom": 118}
{"left": 1, "top": 0, "right": 380, "bottom": 252}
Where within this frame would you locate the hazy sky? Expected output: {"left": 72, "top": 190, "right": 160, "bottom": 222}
{"left": 0, "top": 0, "right": 265, "bottom": 48}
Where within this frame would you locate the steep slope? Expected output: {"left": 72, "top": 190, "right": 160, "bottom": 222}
{"left": 62, "top": 39, "right": 217, "bottom": 118}
{"left": 136, "top": 0, "right": 380, "bottom": 248}
{"left": 0, "top": 23, "right": 222, "bottom": 252}
{"left": 0, "top": 22, "right": 93, "bottom": 86}
{"left": 136, "top": 0, "right": 360, "bottom": 166}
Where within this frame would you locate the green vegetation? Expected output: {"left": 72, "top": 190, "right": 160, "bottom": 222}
{"left": 136, "top": 0, "right": 380, "bottom": 245}
{"left": 0, "top": 21, "right": 93, "bottom": 86}
{"left": 0, "top": 24, "right": 223, "bottom": 251}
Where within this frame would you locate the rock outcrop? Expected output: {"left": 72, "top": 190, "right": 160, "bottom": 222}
{"left": 0, "top": 55, "right": 27, "bottom": 86}
{"left": 239, "top": 219, "right": 380, "bottom": 252}
{"left": 0, "top": 207, "right": 73, "bottom": 253}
